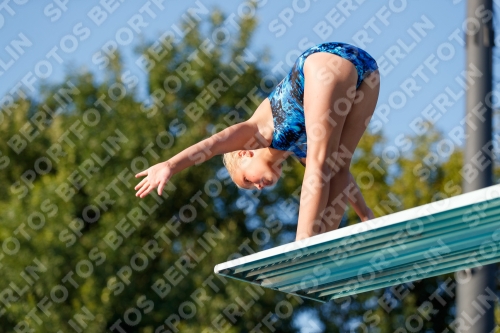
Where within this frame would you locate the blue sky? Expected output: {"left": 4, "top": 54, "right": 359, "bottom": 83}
{"left": 0, "top": 1, "right": 497, "bottom": 146}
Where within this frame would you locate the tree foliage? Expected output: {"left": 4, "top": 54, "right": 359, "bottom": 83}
{"left": 0, "top": 6, "right": 499, "bottom": 333}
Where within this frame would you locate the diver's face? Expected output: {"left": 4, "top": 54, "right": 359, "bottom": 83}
{"left": 235, "top": 151, "right": 281, "bottom": 190}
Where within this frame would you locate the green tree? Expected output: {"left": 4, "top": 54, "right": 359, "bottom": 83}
{"left": 0, "top": 7, "right": 301, "bottom": 333}
{"left": 2, "top": 5, "right": 499, "bottom": 333}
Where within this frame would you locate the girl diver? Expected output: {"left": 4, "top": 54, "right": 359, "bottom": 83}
{"left": 135, "top": 42, "right": 379, "bottom": 241}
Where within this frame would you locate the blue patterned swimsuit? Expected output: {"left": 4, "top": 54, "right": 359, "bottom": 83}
{"left": 267, "top": 42, "right": 378, "bottom": 158}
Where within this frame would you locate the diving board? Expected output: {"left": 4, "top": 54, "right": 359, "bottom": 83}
{"left": 214, "top": 184, "right": 500, "bottom": 303}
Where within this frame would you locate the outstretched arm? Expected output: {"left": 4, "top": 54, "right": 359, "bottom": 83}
{"left": 135, "top": 120, "right": 266, "bottom": 198}
{"left": 167, "top": 120, "right": 264, "bottom": 173}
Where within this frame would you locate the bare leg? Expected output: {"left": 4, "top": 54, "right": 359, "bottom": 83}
{"left": 295, "top": 53, "right": 358, "bottom": 241}
{"left": 347, "top": 172, "right": 374, "bottom": 221}
{"left": 320, "top": 71, "right": 380, "bottom": 233}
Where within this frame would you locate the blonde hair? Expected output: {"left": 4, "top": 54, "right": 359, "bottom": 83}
{"left": 222, "top": 151, "right": 244, "bottom": 189}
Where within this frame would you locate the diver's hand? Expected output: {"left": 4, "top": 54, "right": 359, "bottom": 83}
{"left": 134, "top": 161, "right": 173, "bottom": 198}
{"left": 360, "top": 208, "right": 375, "bottom": 222}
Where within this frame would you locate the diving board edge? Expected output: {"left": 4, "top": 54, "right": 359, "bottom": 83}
{"left": 216, "top": 272, "right": 327, "bottom": 303}
{"left": 214, "top": 183, "right": 500, "bottom": 274}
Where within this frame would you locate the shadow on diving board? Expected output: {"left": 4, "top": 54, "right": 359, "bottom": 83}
{"left": 214, "top": 184, "right": 500, "bottom": 303}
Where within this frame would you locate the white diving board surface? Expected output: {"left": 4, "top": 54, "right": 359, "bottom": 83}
{"left": 214, "top": 184, "right": 500, "bottom": 303}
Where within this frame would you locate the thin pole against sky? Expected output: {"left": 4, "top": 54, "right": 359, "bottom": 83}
{"left": 456, "top": 0, "right": 495, "bottom": 331}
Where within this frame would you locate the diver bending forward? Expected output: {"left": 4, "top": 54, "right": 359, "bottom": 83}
{"left": 135, "top": 42, "right": 380, "bottom": 241}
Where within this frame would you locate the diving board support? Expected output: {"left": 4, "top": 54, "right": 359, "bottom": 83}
{"left": 214, "top": 184, "right": 500, "bottom": 303}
